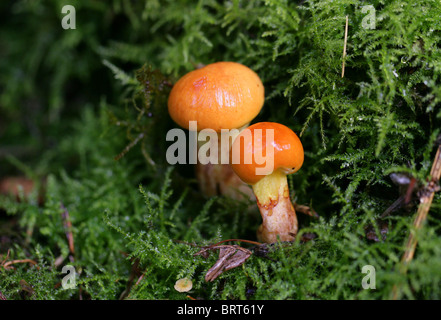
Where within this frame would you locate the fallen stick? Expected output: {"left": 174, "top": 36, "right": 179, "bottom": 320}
{"left": 341, "top": 15, "right": 349, "bottom": 78}
{"left": 61, "top": 203, "right": 75, "bottom": 256}
{"left": 2, "top": 259, "right": 39, "bottom": 270}
{"left": 391, "top": 142, "right": 441, "bottom": 299}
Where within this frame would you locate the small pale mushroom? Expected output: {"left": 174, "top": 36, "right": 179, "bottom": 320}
{"left": 174, "top": 278, "right": 193, "bottom": 292}
{"left": 167, "top": 61, "right": 265, "bottom": 200}
{"left": 230, "top": 122, "right": 304, "bottom": 243}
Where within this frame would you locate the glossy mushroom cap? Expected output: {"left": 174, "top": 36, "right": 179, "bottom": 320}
{"left": 231, "top": 122, "right": 304, "bottom": 185}
{"left": 167, "top": 62, "right": 264, "bottom": 132}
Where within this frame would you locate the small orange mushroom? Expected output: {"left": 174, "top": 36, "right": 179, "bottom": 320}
{"left": 167, "top": 62, "right": 264, "bottom": 199}
{"left": 230, "top": 122, "right": 304, "bottom": 243}
{"left": 168, "top": 61, "right": 264, "bottom": 132}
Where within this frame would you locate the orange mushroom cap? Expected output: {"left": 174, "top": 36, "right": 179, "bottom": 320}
{"left": 231, "top": 122, "right": 304, "bottom": 185}
{"left": 167, "top": 62, "right": 264, "bottom": 132}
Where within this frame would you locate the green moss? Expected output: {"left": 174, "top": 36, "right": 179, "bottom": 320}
{"left": 1, "top": 0, "right": 440, "bottom": 300}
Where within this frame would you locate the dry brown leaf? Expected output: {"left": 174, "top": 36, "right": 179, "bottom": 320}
{"left": 194, "top": 245, "right": 252, "bottom": 282}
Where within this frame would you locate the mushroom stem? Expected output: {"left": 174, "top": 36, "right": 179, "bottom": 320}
{"left": 251, "top": 170, "right": 298, "bottom": 243}
{"left": 196, "top": 162, "right": 252, "bottom": 200}
{"left": 195, "top": 125, "right": 255, "bottom": 201}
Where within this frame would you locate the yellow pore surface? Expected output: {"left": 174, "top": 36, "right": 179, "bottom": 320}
{"left": 252, "top": 170, "right": 288, "bottom": 206}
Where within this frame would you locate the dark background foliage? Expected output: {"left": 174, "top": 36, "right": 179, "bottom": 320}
{"left": 0, "top": 0, "right": 440, "bottom": 300}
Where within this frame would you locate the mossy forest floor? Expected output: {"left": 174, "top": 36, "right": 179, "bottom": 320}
{"left": 1, "top": 0, "right": 441, "bottom": 300}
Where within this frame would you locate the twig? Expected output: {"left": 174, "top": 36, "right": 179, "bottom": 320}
{"left": 2, "top": 259, "right": 39, "bottom": 270}
{"left": 119, "top": 256, "right": 146, "bottom": 300}
{"left": 341, "top": 15, "right": 349, "bottom": 78}
{"left": 391, "top": 143, "right": 441, "bottom": 299}
{"left": 115, "top": 132, "right": 145, "bottom": 161}
{"left": 134, "top": 272, "right": 146, "bottom": 287}
{"left": 1, "top": 250, "right": 39, "bottom": 271}
{"left": 173, "top": 238, "right": 263, "bottom": 248}
{"left": 123, "top": 271, "right": 146, "bottom": 300}
{"left": 294, "top": 203, "right": 319, "bottom": 218}
{"left": 210, "top": 238, "right": 263, "bottom": 247}
{"left": 379, "top": 195, "right": 406, "bottom": 219}
{"left": 1, "top": 249, "right": 39, "bottom": 270}
{"left": 61, "top": 203, "right": 75, "bottom": 256}
{"left": 401, "top": 145, "right": 441, "bottom": 262}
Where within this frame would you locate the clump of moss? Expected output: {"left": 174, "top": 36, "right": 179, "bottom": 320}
{"left": 1, "top": 0, "right": 440, "bottom": 300}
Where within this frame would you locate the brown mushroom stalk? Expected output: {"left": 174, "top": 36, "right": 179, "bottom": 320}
{"left": 167, "top": 61, "right": 264, "bottom": 200}
{"left": 195, "top": 125, "right": 250, "bottom": 199}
